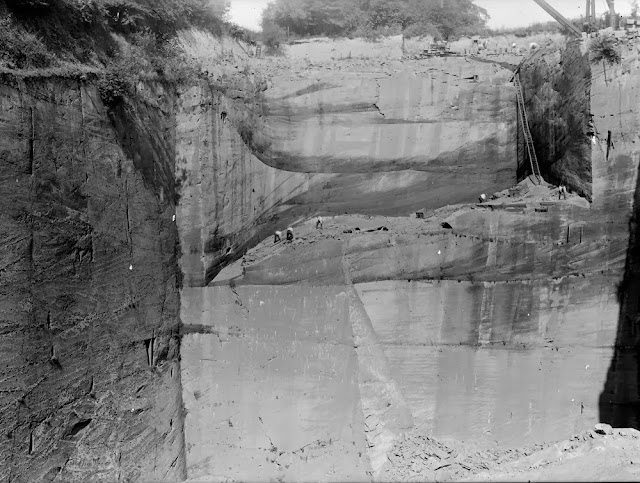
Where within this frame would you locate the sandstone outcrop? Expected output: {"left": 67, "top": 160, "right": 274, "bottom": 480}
{"left": 0, "top": 77, "right": 184, "bottom": 482}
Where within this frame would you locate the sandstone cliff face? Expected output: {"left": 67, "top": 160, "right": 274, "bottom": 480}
{"left": 0, "top": 53, "right": 519, "bottom": 481}
{"left": 591, "top": 52, "right": 640, "bottom": 428}
{"left": 180, "top": 45, "right": 640, "bottom": 481}
{"left": 5, "top": 35, "right": 638, "bottom": 482}
{"left": 177, "top": 58, "right": 518, "bottom": 286}
{"left": 0, "top": 77, "right": 184, "bottom": 482}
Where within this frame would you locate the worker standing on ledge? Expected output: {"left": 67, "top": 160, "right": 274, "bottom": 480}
{"left": 274, "top": 230, "right": 282, "bottom": 243}
{"left": 286, "top": 227, "right": 294, "bottom": 241}
{"left": 316, "top": 216, "right": 323, "bottom": 230}
{"left": 559, "top": 184, "right": 567, "bottom": 200}
{"left": 479, "top": 193, "right": 487, "bottom": 203}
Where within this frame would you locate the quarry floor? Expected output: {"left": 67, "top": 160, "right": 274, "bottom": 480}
{"left": 179, "top": 179, "right": 640, "bottom": 482}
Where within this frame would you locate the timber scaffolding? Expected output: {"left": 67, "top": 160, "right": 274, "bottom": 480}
{"left": 513, "top": 73, "right": 543, "bottom": 185}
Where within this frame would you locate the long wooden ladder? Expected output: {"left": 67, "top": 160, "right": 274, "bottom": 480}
{"left": 514, "top": 74, "right": 542, "bottom": 184}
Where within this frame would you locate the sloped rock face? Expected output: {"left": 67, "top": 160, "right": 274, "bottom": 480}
{"left": 0, "top": 77, "right": 184, "bottom": 482}
{"left": 177, "top": 58, "right": 518, "bottom": 285}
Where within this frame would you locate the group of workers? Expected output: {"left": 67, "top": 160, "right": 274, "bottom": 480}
{"left": 275, "top": 183, "right": 568, "bottom": 245}
{"left": 271, "top": 182, "right": 570, "bottom": 246}
{"left": 274, "top": 216, "right": 323, "bottom": 244}
{"left": 477, "top": 183, "right": 568, "bottom": 204}
{"left": 273, "top": 227, "right": 294, "bottom": 243}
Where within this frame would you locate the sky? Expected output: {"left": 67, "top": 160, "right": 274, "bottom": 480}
{"left": 228, "top": 0, "right": 636, "bottom": 32}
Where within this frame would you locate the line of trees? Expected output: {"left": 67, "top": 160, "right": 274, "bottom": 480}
{"left": 260, "top": 0, "right": 489, "bottom": 44}
{"left": 4, "top": 0, "right": 231, "bottom": 35}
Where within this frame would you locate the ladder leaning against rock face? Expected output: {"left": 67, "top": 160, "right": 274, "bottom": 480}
{"left": 514, "top": 73, "right": 543, "bottom": 185}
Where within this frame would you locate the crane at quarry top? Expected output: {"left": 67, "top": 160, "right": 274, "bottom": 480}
{"left": 531, "top": 0, "right": 583, "bottom": 38}
{"left": 605, "top": 0, "right": 618, "bottom": 28}
{"left": 585, "top": 0, "right": 618, "bottom": 30}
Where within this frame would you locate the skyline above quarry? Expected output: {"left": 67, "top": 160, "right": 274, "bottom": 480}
{"left": 229, "top": 0, "right": 636, "bottom": 32}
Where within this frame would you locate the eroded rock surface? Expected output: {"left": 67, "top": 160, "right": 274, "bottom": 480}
{"left": 0, "top": 78, "right": 184, "bottom": 482}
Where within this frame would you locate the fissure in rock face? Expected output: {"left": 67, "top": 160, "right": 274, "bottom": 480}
{"left": 3, "top": 36, "right": 640, "bottom": 482}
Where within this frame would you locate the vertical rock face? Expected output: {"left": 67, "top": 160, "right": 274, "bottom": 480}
{"left": 519, "top": 42, "right": 592, "bottom": 199}
{"left": 593, "top": 55, "right": 640, "bottom": 428}
{"left": 0, "top": 77, "right": 184, "bottom": 482}
{"left": 180, "top": 43, "right": 640, "bottom": 480}
{"left": 257, "top": 71, "right": 515, "bottom": 174}
{"left": 175, "top": 58, "right": 521, "bottom": 479}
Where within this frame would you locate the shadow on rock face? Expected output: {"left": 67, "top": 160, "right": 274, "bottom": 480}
{"left": 600, "top": 160, "right": 640, "bottom": 428}
{"left": 107, "top": 89, "right": 176, "bottom": 204}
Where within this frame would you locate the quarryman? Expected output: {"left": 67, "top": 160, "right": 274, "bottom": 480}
{"left": 479, "top": 193, "right": 487, "bottom": 203}
{"left": 316, "top": 216, "right": 323, "bottom": 229}
{"left": 559, "top": 184, "right": 567, "bottom": 200}
{"left": 286, "top": 227, "right": 294, "bottom": 241}
{"left": 274, "top": 230, "right": 282, "bottom": 243}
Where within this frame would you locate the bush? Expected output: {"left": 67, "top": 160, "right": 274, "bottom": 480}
{"left": 68, "top": 0, "right": 105, "bottom": 24}
{"left": 97, "top": 70, "right": 132, "bottom": 107}
{"left": 589, "top": 34, "right": 621, "bottom": 65}
{"left": 351, "top": 23, "right": 382, "bottom": 42}
{"left": 0, "top": 15, "right": 56, "bottom": 69}
{"left": 403, "top": 22, "right": 441, "bottom": 40}
{"left": 589, "top": 33, "right": 621, "bottom": 84}
{"left": 96, "top": 30, "right": 200, "bottom": 106}
{"left": 1, "top": 0, "right": 227, "bottom": 101}
{"left": 261, "top": 23, "right": 286, "bottom": 55}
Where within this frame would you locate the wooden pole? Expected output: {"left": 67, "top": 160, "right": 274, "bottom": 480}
{"left": 586, "top": 0, "right": 591, "bottom": 22}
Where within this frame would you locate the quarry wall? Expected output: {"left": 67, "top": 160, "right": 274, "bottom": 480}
{"left": 180, "top": 43, "right": 640, "bottom": 481}
{"left": 0, "top": 77, "right": 185, "bottom": 482}
{"left": 0, "top": 56, "right": 517, "bottom": 481}
{"left": 3, "top": 35, "right": 640, "bottom": 483}
{"left": 178, "top": 58, "right": 518, "bottom": 286}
